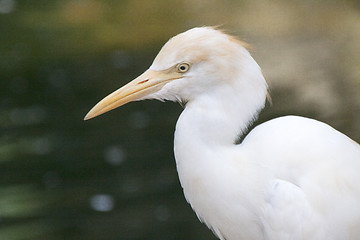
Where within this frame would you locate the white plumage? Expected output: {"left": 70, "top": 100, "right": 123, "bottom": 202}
{"left": 85, "top": 27, "right": 360, "bottom": 240}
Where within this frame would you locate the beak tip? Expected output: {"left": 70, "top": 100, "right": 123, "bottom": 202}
{"left": 84, "top": 111, "right": 95, "bottom": 121}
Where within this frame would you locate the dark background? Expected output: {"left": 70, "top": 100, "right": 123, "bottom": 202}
{"left": 1, "top": 0, "right": 360, "bottom": 239}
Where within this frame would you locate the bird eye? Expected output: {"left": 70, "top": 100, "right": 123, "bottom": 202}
{"left": 176, "top": 62, "right": 191, "bottom": 73}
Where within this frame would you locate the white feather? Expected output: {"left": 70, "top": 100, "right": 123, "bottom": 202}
{"left": 90, "top": 27, "right": 360, "bottom": 240}
{"left": 154, "top": 27, "right": 360, "bottom": 240}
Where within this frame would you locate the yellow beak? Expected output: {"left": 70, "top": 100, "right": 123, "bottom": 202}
{"left": 84, "top": 69, "right": 182, "bottom": 120}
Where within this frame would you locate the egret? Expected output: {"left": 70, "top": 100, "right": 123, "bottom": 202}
{"left": 85, "top": 27, "right": 360, "bottom": 240}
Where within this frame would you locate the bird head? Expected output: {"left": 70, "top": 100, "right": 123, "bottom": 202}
{"left": 84, "top": 27, "right": 267, "bottom": 120}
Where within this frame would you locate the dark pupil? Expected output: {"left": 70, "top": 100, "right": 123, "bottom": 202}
{"left": 180, "top": 65, "right": 186, "bottom": 71}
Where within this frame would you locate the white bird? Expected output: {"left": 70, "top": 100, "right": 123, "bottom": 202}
{"left": 85, "top": 27, "right": 360, "bottom": 240}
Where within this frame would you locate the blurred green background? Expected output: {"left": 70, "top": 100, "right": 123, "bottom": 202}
{"left": 1, "top": 0, "right": 360, "bottom": 239}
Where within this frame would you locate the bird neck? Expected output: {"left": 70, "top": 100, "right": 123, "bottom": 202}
{"left": 174, "top": 86, "right": 266, "bottom": 179}
{"left": 173, "top": 84, "right": 266, "bottom": 214}
{"left": 175, "top": 86, "right": 267, "bottom": 149}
